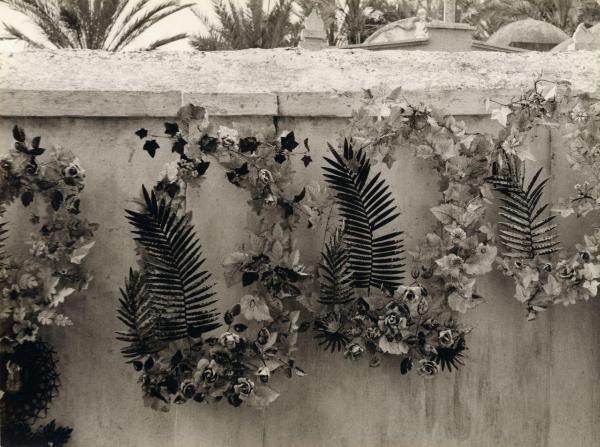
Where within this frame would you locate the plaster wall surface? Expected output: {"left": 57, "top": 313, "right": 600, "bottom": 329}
{"left": 0, "top": 50, "right": 599, "bottom": 447}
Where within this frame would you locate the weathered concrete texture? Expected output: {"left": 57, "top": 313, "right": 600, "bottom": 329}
{"left": 0, "top": 50, "right": 598, "bottom": 116}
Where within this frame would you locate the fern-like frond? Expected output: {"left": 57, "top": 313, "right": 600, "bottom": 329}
{"left": 323, "top": 139, "right": 405, "bottom": 291}
{"left": 116, "top": 268, "right": 162, "bottom": 359}
{"left": 486, "top": 152, "right": 560, "bottom": 258}
{"left": 125, "top": 186, "right": 221, "bottom": 341}
{"left": 319, "top": 226, "right": 355, "bottom": 305}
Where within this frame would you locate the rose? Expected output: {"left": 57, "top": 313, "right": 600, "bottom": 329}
{"left": 233, "top": 377, "right": 254, "bottom": 400}
{"left": 256, "top": 366, "right": 270, "bottom": 384}
{"left": 417, "top": 359, "right": 438, "bottom": 377}
{"left": 18, "top": 273, "right": 38, "bottom": 290}
{"left": 0, "top": 157, "right": 13, "bottom": 171}
{"left": 196, "top": 359, "right": 219, "bottom": 384}
{"left": 377, "top": 311, "right": 407, "bottom": 339}
{"left": 180, "top": 380, "right": 196, "bottom": 399}
{"left": 365, "top": 326, "right": 382, "bottom": 341}
{"left": 62, "top": 158, "right": 85, "bottom": 185}
{"left": 24, "top": 161, "right": 38, "bottom": 176}
{"left": 65, "top": 196, "right": 81, "bottom": 214}
{"left": 258, "top": 169, "right": 273, "bottom": 185}
{"left": 438, "top": 329, "right": 454, "bottom": 347}
{"left": 344, "top": 343, "right": 364, "bottom": 360}
{"left": 219, "top": 331, "right": 240, "bottom": 349}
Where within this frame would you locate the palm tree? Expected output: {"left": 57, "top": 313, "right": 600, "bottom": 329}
{"left": 191, "top": 0, "right": 302, "bottom": 51}
{"left": 0, "top": 0, "right": 194, "bottom": 50}
{"left": 463, "top": 0, "right": 600, "bottom": 38}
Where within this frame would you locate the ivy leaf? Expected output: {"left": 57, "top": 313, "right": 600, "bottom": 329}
{"left": 134, "top": 128, "right": 148, "bottom": 139}
{"left": 164, "top": 122, "right": 179, "bottom": 137}
{"left": 12, "top": 125, "right": 25, "bottom": 142}
{"left": 293, "top": 187, "right": 306, "bottom": 203}
{"left": 301, "top": 154, "right": 313, "bottom": 167}
{"left": 51, "top": 190, "right": 63, "bottom": 211}
{"left": 172, "top": 135, "right": 187, "bottom": 155}
{"left": 490, "top": 106, "right": 511, "bottom": 127}
{"left": 231, "top": 303, "right": 241, "bottom": 316}
{"left": 224, "top": 310, "right": 234, "bottom": 325}
{"left": 239, "top": 137, "right": 258, "bottom": 154}
{"left": 400, "top": 357, "right": 412, "bottom": 374}
{"left": 31, "top": 136, "right": 41, "bottom": 149}
{"left": 242, "top": 271, "right": 259, "bottom": 286}
{"left": 199, "top": 135, "right": 218, "bottom": 153}
{"left": 226, "top": 163, "right": 249, "bottom": 186}
{"left": 21, "top": 191, "right": 34, "bottom": 206}
{"left": 274, "top": 151, "right": 286, "bottom": 164}
{"left": 143, "top": 140, "right": 159, "bottom": 158}
{"left": 196, "top": 161, "right": 210, "bottom": 176}
{"left": 281, "top": 131, "right": 299, "bottom": 151}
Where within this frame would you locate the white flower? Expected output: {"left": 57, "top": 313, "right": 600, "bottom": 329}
{"left": 158, "top": 161, "right": 179, "bottom": 183}
{"left": 240, "top": 294, "right": 271, "bottom": 322}
{"left": 378, "top": 336, "right": 409, "bottom": 355}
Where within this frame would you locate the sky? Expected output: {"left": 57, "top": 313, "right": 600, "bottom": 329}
{"left": 0, "top": 0, "right": 251, "bottom": 51}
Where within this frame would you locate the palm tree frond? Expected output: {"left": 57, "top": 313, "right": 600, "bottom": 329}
{"left": 125, "top": 186, "right": 221, "bottom": 341}
{"left": 323, "top": 139, "right": 405, "bottom": 292}
{"left": 486, "top": 151, "right": 560, "bottom": 258}
{"left": 319, "top": 226, "right": 355, "bottom": 305}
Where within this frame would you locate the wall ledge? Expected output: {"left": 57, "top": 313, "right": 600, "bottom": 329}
{"left": 1, "top": 49, "right": 598, "bottom": 117}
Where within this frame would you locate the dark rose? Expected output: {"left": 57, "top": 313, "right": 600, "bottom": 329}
{"left": 180, "top": 380, "right": 196, "bottom": 399}
{"left": 233, "top": 377, "right": 254, "bottom": 400}
{"left": 417, "top": 360, "right": 438, "bottom": 377}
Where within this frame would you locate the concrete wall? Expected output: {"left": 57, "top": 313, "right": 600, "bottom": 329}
{"left": 1, "top": 50, "right": 599, "bottom": 447}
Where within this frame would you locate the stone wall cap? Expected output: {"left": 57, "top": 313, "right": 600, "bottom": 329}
{"left": 0, "top": 49, "right": 598, "bottom": 117}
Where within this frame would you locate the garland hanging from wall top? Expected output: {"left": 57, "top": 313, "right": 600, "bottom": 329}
{"left": 119, "top": 106, "right": 324, "bottom": 410}
{"left": 485, "top": 79, "right": 600, "bottom": 319}
{"left": 311, "top": 90, "right": 498, "bottom": 375}
{"left": 0, "top": 126, "right": 97, "bottom": 445}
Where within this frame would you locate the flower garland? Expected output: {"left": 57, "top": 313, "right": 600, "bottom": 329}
{"left": 121, "top": 105, "right": 324, "bottom": 410}
{"left": 310, "top": 88, "right": 497, "bottom": 376}
{"left": 487, "top": 80, "right": 600, "bottom": 318}
{"left": 0, "top": 126, "right": 97, "bottom": 444}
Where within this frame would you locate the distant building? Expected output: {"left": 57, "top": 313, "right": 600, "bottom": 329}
{"left": 338, "top": 0, "right": 570, "bottom": 53}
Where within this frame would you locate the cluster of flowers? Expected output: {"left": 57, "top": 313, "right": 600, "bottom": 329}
{"left": 0, "top": 126, "right": 96, "bottom": 350}
{"left": 314, "top": 284, "right": 469, "bottom": 376}
{"left": 136, "top": 304, "right": 303, "bottom": 411}
{"left": 490, "top": 81, "right": 600, "bottom": 318}
{"left": 131, "top": 106, "right": 325, "bottom": 409}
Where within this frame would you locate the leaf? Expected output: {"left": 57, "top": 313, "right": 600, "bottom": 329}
{"left": 293, "top": 188, "right": 306, "bottom": 203}
{"left": 199, "top": 135, "right": 218, "bottom": 153}
{"left": 31, "top": 136, "right": 41, "bottom": 149}
{"left": 20, "top": 191, "right": 34, "bottom": 207}
{"left": 280, "top": 131, "right": 299, "bottom": 151}
{"left": 239, "top": 137, "right": 258, "bottom": 154}
{"left": 135, "top": 128, "right": 148, "bottom": 139}
{"left": 164, "top": 122, "right": 179, "bottom": 137}
{"left": 274, "top": 151, "right": 286, "bottom": 164}
{"left": 233, "top": 323, "right": 248, "bottom": 332}
{"left": 172, "top": 135, "right": 187, "bottom": 155}
{"left": 486, "top": 152, "right": 560, "bottom": 258}
{"left": 242, "top": 271, "right": 259, "bottom": 286}
{"left": 51, "top": 190, "right": 63, "bottom": 211}
{"left": 70, "top": 241, "right": 95, "bottom": 264}
{"left": 400, "top": 357, "right": 412, "bottom": 374}
{"left": 12, "top": 125, "right": 25, "bottom": 142}
{"left": 490, "top": 106, "right": 512, "bottom": 127}
{"left": 322, "top": 141, "right": 405, "bottom": 291}
{"left": 143, "top": 140, "right": 160, "bottom": 158}
{"left": 116, "top": 269, "right": 163, "bottom": 358}
{"left": 301, "top": 154, "right": 313, "bottom": 167}
{"left": 318, "top": 227, "right": 355, "bottom": 305}
{"left": 196, "top": 161, "right": 210, "bottom": 176}
{"left": 125, "top": 186, "right": 221, "bottom": 341}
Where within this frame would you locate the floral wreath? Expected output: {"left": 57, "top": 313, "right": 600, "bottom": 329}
{"left": 0, "top": 126, "right": 97, "bottom": 444}
{"left": 309, "top": 87, "right": 498, "bottom": 376}
{"left": 485, "top": 79, "right": 600, "bottom": 319}
{"left": 119, "top": 105, "right": 324, "bottom": 410}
